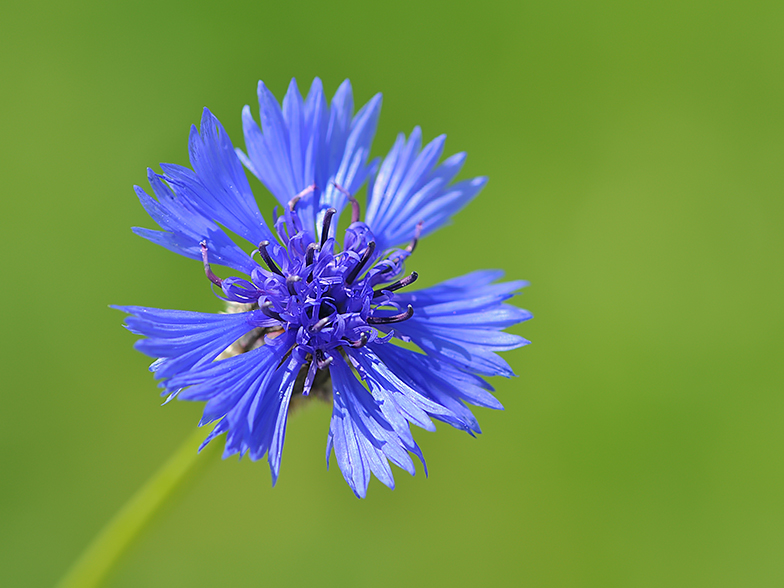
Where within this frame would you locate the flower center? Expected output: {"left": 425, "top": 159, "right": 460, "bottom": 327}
{"left": 200, "top": 186, "right": 421, "bottom": 393}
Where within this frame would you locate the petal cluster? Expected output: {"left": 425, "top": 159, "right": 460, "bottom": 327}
{"left": 115, "top": 78, "right": 531, "bottom": 497}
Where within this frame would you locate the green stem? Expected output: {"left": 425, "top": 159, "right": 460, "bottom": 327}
{"left": 56, "top": 426, "right": 215, "bottom": 588}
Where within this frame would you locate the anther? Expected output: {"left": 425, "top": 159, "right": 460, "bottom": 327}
{"left": 286, "top": 274, "right": 301, "bottom": 296}
{"left": 288, "top": 184, "right": 316, "bottom": 211}
{"left": 373, "top": 271, "right": 418, "bottom": 298}
{"left": 261, "top": 300, "right": 283, "bottom": 322}
{"left": 345, "top": 241, "right": 376, "bottom": 285}
{"left": 257, "top": 240, "right": 284, "bottom": 276}
{"left": 332, "top": 181, "right": 360, "bottom": 223}
{"left": 316, "top": 349, "right": 333, "bottom": 369}
{"left": 199, "top": 241, "right": 223, "bottom": 287}
{"left": 305, "top": 243, "right": 318, "bottom": 267}
{"left": 312, "top": 316, "right": 331, "bottom": 332}
{"left": 321, "top": 208, "right": 337, "bottom": 248}
{"left": 347, "top": 332, "right": 369, "bottom": 348}
{"left": 367, "top": 304, "right": 414, "bottom": 324}
{"left": 405, "top": 221, "right": 424, "bottom": 254}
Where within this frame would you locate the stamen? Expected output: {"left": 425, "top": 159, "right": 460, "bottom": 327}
{"left": 345, "top": 241, "right": 376, "bottom": 285}
{"left": 373, "top": 271, "right": 418, "bottom": 298}
{"left": 321, "top": 208, "right": 337, "bottom": 248}
{"left": 257, "top": 240, "right": 284, "bottom": 276}
{"left": 261, "top": 300, "right": 283, "bottom": 322}
{"left": 316, "top": 349, "right": 333, "bottom": 369}
{"left": 286, "top": 274, "right": 301, "bottom": 295}
{"left": 199, "top": 241, "right": 223, "bottom": 287}
{"left": 305, "top": 243, "right": 318, "bottom": 267}
{"left": 332, "top": 181, "right": 360, "bottom": 223}
{"left": 288, "top": 184, "right": 316, "bottom": 211}
{"left": 406, "top": 221, "right": 424, "bottom": 254}
{"left": 312, "top": 316, "right": 331, "bottom": 332}
{"left": 347, "top": 332, "right": 369, "bottom": 348}
{"left": 367, "top": 304, "right": 414, "bottom": 324}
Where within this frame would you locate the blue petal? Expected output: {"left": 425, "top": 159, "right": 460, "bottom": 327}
{"left": 350, "top": 347, "right": 455, "bottom": 432}
{"left": 112, "top": 306, "right": 277, "bottom": 384}
{"left": 165, "top": 331, "right": 300, "bottom": 483}
{"left": 255, "top": 81, "right": 299, "bottom": 202}
{"left": 384, "top": 271, "right": 531, "bottom": 377}
{"left": 238, "top": 78, "right": 382, "bottom": 236}
{"left": 267, "top": 358, "right": 302, "bottom": 484}
{"left": 395, "top": 270, "right": 529, "bottom": 307}
{"left": 365, "top": 128, "right": 488, "bottom": 251}
{"left": 320, "top": 93, "right": 383, "bottom": 217}
{"left": 326, "top": 80, "right": 354, "bottom": 175}
{"left": 132, "top": 170, "right": 258, "bottom": 275}
{"left": 304, "top": 78, "right": 329, "bottom": 199}
{"left": 282, "top": 79, "right": 305, "bottom": 197}
{"left": 326, "top": 355, "right": 420, "bottom": 498}
{"left": 173, "top": 108, "right": 275, "bottom": 246}
{"left": 371, "top": 342, "right": 504, "bottom": 435}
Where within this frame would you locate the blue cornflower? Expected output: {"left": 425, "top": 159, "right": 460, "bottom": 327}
{"left": 114, "top": 78, "right": 531, "bottom": 498}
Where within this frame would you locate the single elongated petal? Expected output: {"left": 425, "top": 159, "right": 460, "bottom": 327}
{"left": 320, "top": 93, "right": 383, "bottom": 216}
{"left": 282, "top": 79, "right": 305, "bottom": 195}
{"left": 255, "top": 81, "right": 299, "bottom": 201}
{"left": 326, "top": 80, "right": 354, "bottom": 174}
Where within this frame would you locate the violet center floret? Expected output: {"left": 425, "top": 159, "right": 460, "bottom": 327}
{"left": 200, "top": 187, "right": 421, "bottom": 395}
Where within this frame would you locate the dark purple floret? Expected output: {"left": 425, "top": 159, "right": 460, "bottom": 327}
{"left": 201, "top": 192, "right": 418, "bottom": 377}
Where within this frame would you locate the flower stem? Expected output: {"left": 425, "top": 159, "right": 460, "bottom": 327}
{"left": 56, "top": 426, "right": 216, "bottom": 588}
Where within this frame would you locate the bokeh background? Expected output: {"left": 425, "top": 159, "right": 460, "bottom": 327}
{"left": 2, "top": 1, "right": 783, "bottom": 586}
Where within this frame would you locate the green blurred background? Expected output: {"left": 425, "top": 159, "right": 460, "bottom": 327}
{"left": 2, "top": 1, "right": 783, "bottom": 586}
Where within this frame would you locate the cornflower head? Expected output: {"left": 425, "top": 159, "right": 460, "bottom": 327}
{"left": 114, "top": 78, "right": 531, "bottom": 498}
